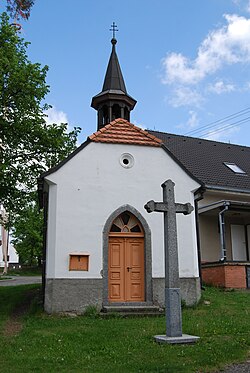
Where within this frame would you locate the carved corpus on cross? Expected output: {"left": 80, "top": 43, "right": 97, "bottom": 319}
{"left": 144, "top": 179, "right": 200, "bottom": 344}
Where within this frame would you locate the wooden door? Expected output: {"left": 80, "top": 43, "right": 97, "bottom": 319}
{"left": 108, "top": 237, "right": 145, "bottom": 302}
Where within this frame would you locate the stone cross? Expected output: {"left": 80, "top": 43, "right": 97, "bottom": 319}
{"left": 145, "top": 179, "right": 199, "bottom": 344}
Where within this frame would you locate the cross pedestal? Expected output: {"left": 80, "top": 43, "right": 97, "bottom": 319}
{"left": 144, "top": 180, "right": 200, "bottom": 344}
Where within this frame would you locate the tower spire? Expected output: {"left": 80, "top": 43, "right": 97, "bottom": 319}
{"left": 91, "top": 24, "right": 137, "bottom": 130}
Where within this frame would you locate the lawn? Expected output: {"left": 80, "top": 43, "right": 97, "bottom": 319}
{"left": 0, "top": 285, "right": 249, "bottom": 373}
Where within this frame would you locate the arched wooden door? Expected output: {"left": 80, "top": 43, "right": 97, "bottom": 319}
{"left": 108, "top": 212, "right": 145, "bottom": 302}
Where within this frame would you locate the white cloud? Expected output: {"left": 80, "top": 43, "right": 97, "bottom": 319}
{"left": 244, "top": 81, "right": 250, "bottom": 90}
{"left": 44, "top": 106, "right": 77, "bottom": 135}
{"left": 168, "top": 87, "right": 204, "bottom": 107}
{"left": 44, "top": 106, "right": 81, "bottom": 146}
{"left": 44, "top": 106, "right": 68, "bottom": 126}
{"left": 162, "top": 14, "right": 250, "bottom": 85}
{"left": 246, "top": 0, "right": 250, "bottom": 12}
{"left": 132, "top": 119, "right": 145, "bottom": 129}
{"left": 162, "top": 53, "right": 204, "bottom": 85}
{"left": 203, "top": 125, "right": 240, "bottom": 141}
{"left": 208, "top": 80, "right": 235, "bottom": 94}
{"left": 175, "top": 110, "right": 200, "bottom": 131}
{"left": 186, "top": 111, "right": 199, "bottom": 128}
{"left": 232, "top": 0, "right": 250, "bottom": 13}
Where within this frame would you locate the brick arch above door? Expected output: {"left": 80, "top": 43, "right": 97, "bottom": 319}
{"left": 102, "top": 205, "right": 152, "bottom": 306}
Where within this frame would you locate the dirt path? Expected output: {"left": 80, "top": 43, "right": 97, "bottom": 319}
{"left": 215, "top": 361, "right": 250, "bottom": 372}
{"left": 3, "top": 288, "right": 40, "bottom": 337}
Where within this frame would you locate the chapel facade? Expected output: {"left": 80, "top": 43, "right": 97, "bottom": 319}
{"left": 39, "top": 36, "right": 201, "bottom": 314}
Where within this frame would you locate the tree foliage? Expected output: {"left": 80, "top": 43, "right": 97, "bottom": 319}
{"left": 6, "top": 0, "right": 34, "bottom": 21}
{"left": 11, "top": 203, "right": 43, "bottom": 265}
{"left": 0, "top": 13, "right": 81, "bottom": 225}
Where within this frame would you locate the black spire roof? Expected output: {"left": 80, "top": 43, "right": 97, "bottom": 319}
{"left": 102, "top": 38, "right": 127, "bottom": 94}
{"left": 91, "top": 35, "right": 136, "bottom": 130}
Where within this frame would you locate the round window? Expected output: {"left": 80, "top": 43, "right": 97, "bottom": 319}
{"left": 119, "top": 153, "right": 134, "bottom": 169}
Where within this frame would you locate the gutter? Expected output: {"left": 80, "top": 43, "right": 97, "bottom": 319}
{"left": 37, "top": 176, "right": 47, "bottom": 306}
{"left": 194, "top": 188, "right": 204, "bottom": 288}
{"left": 218, "top": 202, "right": 230, "bottom": 261}
{"left": 199, "top": 199, "right": 250, "bottom": 214}
{"left": 205, "top": 184, "right": 250, "bottom": 195}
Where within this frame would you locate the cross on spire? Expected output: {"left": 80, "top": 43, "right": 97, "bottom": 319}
{"left": 110, "top": 22, "right": 118, "bottom": 39}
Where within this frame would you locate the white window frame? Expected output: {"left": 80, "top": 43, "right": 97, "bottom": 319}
{"left": 224, "top": 162, "right": 246, "bottom": 174}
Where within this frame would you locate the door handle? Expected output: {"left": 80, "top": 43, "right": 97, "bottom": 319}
{"left": 127, "top": 266, "right": 132, "bottom": 272}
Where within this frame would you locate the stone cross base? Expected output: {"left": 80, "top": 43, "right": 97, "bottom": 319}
{"left": 154, "top": 334, "right": 200, "bottom": 344}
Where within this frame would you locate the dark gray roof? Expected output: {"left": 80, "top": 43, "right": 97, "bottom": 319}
{"left": 148, "top": 130, "right": 250, "bottom": 192}
{"left": 102, "top": 38, "right": 127, "bottom": 94}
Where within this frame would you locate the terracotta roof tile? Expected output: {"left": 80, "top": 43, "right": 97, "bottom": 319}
{"left": 89, "top": 118, "right": 162, "bottom": 147}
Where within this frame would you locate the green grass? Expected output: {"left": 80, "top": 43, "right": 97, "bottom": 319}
{"left": 0, "top": 285, "right": 249, "bottom": 373}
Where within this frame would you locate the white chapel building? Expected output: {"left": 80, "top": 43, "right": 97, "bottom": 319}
{"left": 39, "top": 37, "right": 202, "bottom": 313}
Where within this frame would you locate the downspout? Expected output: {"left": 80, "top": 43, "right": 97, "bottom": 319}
{"left": 42, "top": 192, "right": 48, "bottom": 305}
{"left": 38, "top": 178, "right": 48, "bottom": 305}
{"left": 219, "top": 203, "right": 230, "bottom": 261}
{"left": 194, "top": 189, "right": 204, "bottom": 288}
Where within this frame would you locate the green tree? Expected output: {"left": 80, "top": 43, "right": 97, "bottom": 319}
{"left": 0, "top": 12, "right": 80, "bottom": 224}
{"left": 6, "top": 0, "right": 34, "bottom": 21}
{"left": 0, "top": 13, "right": 80, "bottom": 267}
{"left": 11, "top": 203, "right": 43, "bottom": 266}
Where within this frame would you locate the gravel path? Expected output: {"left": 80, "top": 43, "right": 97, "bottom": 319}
{"left": 216, "top": 362, "right": 250, "bottom": 372}
{"left": 0, "top": 276, "right": 42, "bottom": 286}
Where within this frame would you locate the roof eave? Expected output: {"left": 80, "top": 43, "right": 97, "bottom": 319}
{"left": 199, "top": 199, "right": 250, "bottom": 214}
{"left": 204, "top": 184, "right": 250, "bottom": 195}
{"left": 91, "top": 91, "right": 137, "bottom": 110}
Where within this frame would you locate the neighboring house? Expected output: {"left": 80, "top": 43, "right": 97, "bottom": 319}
{"left": 0, "top": 239, "right": 19, "bottom": 269}
{"left": 38, "top": 37, "right": 201, "bottom": 314}
{"left": 39, "top": 36, "right": 250, "bottom": 314}
{"left": 0, "top": 206, "right": 19, "bottom": 270}
{"left": 149, "top": 132, "right": 250, "bottom": 289}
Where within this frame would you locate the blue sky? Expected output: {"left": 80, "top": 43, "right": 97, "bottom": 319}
{"left": 2, "top": 0, "right": 250, "bottom": 146}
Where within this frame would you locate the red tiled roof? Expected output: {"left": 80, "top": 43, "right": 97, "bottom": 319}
{"left": 89, "top": 118, "right": 162, "bottom": 147}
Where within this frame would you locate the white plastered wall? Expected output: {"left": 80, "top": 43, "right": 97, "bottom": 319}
{"left": 45, "top": 142, "right": 200, "bottom": 280}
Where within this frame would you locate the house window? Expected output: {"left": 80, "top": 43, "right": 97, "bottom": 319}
{"left": 224, "top": 162, "right": 246, "bottom": 174}
{"left": 69, "top": 254, "right": 89, "bottom": 271}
